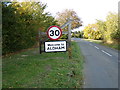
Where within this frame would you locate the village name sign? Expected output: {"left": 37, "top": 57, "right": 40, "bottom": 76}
{"left": 45, "top": 26, "right": 67, "bottom": 52}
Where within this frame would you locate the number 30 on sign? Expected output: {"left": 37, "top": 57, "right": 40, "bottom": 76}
{"left": 47, "top": 26, "right": 62, "bottom": 40}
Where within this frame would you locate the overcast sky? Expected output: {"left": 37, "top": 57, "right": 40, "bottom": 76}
{"left": 40, "top": 0, "right": 119, "bottom": 31}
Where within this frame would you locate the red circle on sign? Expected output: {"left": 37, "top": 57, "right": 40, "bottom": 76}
{"left": 47, "top": 26, "right": 62, "bottom": 40}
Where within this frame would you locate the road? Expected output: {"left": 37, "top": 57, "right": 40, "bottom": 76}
{"left": 72, "top": 38, "right": 118, "bottom": 88}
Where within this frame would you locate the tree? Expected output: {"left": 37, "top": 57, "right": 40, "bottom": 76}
{"left": 96, "top": 19, "right": 106, "bottom": 40}
{"left": 83, "top": 24, "right": 102, "bottom": 40}
{"left": 2, "top": 2, "right": 57, "bottom": 55}
{"left": 56, "top": 9, "right": 82, "bottom": 31}
{"left": 105, "top": 12, "right": 119, "bottom": 42}
{"left": 72, "top": 31, "right": 83, "bottom": 38}
{"left": 83, "top": 12, "right": 119, "bottom": 43}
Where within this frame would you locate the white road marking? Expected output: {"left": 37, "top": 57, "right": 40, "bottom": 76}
{"left": 94, "top": 46, "right": 99, "bottom": 49}
{"left": 101, "top": 50, "right": 112, "bottom": 57}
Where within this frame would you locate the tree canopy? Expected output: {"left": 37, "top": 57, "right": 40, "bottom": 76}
{"left": 56, "top": 9, "right": 82, "bottom": 31}
{"left": 83, "top": 23, "right": 102, "bottom": 40}
{"left": 83, "top": 12, "right": 119, "bottom": 43}
{"left": 105, "top": 12, "right": 119, "bottom": 41}
{"left": 2, "top": 2, "right": 57, "bottom": 55}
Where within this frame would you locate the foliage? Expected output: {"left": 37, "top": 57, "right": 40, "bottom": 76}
{"left": 105, "top": 12, "right": 119, "bottom": 42}
{"left": 96, "top": 19, "right": 106, "bottom": 40}
{"left": 56, "top": 9, "right": 82, "bottom": 31}
{"left": 83, "top": 12, "right": 119, "bottom": 42}
{"left": 83, "top": 24, "right": 102, "bottom": 40}
{"left": 60, "top": 34, "right": 68, "bottom": 39}
{"left": 2, "top": 2, "right": 57, "bottom": 55}
{"left": 72, "top": 31, "right": 83, "bottom": 38}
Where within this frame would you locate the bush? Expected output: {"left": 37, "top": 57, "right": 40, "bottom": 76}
{"left": 60, "top": 34, "right": 68, "bottom": 39}
{"left": 2, "top": 2, "right": 57, "bottom": 55}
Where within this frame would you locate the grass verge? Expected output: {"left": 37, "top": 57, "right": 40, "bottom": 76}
{"left": 2, "top": 42, "right": 84, "bottom": 88}
{"left": 83, "top": 39, "right": 120, "bottom": 50}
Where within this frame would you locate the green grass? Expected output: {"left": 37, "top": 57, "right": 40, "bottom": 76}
{"left": 83, "top": 39, "right": 120, "bottom": 50}
{"left": 101, "top": 43, "right": 120, "bottom": 50}
{"left": 2, "top": 42, "right": 84, "bottom": 88}
{"left": 83, "top": 39, "right": 102, "bottom": 44}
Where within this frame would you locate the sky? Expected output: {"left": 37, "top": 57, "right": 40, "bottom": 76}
{"left": 40, "top": 0, "right": 119, "bottom": 31}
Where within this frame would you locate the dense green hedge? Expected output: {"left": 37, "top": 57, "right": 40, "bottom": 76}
{"left": 2, "top": 2, "right": 57, "bottom": 55}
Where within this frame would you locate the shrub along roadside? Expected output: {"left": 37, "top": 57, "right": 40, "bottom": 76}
{"left": 2, "top": 42, "right": 84, "bottom": 88}
{"left": 2, "top": 2, "right": 57, "bottom": 55}
{"left": 83, "top": 12, "right": 119, "bottom": 43}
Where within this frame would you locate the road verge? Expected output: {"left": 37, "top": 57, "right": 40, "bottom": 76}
{"left": 2, "top": 42, "right": 84, "bottom": 88}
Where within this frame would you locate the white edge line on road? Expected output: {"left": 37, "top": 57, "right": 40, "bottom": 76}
{"left": 101, "top": 50, "right": 112, "bottom": 57}
{"left": 94, "top": 46, "right": 99, "bottom": 49}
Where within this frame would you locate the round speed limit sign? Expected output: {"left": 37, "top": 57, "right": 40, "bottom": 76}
{"left": 47, "top": 26, "right": 62, "bottom": 40}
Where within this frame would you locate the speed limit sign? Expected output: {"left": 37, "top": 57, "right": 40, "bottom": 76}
{"left": 47, "top": 26, "right": 62, "bottom": 40}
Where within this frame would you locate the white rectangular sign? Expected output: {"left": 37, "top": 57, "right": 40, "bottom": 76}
{"left": 45, "top": 41, "right": 67, "bottom": 52}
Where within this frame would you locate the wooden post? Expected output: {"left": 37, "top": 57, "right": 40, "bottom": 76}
{"left": 39, "top": 30, "right": 42, "bottom": 54}
{"left": 68, "top": 23, "right": 71, "bottom": 46}
{"left": 68, "top": 22, "right": 72, "bottom": 59}
{"left": 74, "top": 31, "right": 75, "bottom": 38}
{"left": 59, "top": 18, "right": 73, "bottom": 59}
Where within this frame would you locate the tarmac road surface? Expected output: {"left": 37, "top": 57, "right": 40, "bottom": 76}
{"left": 72, "top": 38, "right": 118, "bottom": 88}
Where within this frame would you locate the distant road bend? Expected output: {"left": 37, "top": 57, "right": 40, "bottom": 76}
{"left": 72, "top": 38, "right": 118, "bottom": 88}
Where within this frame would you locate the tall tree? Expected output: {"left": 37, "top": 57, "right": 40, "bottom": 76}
{"left": 2, "top": 2, "right": 57, "bottom": 55}
{"left": 83, "top": 12, "right": 119, "bottom": 43}
{"left": 56, "top": 9, "right": 82, "bottom": 31}
{"left": 96, "top": 19, "right": 106, "bottom": 40}
{"left": 105, "top": 12, "right": 119, "bottom": 42}
{"left": 83, "top": 24, "right": 102, "bottom": 40}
